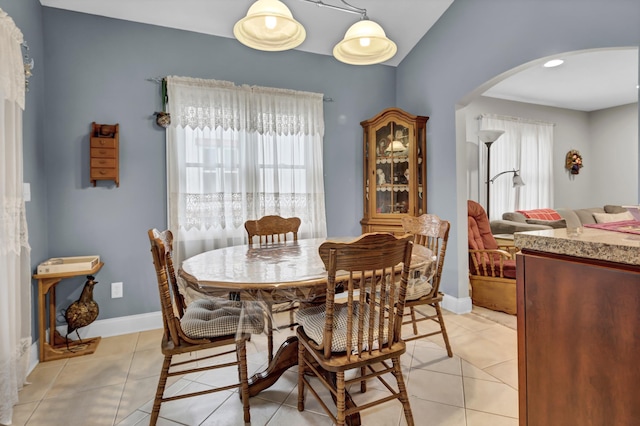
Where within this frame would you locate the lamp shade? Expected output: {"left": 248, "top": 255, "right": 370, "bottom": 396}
{"left": 233, "top": 0, "right": 306, "bottom": 51}
{"left": 333, "top": 19, "right": 397, "bottom": 65}
{"left": 477, "top": 129, "right": 505, "bottom": 144}
{"left": 512, "top": 172, "right": 525, "bottom": 187}
{"left": 385, "top": 140, "right": 406, "bottom": 153}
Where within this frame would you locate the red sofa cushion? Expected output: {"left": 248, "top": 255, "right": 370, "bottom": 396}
{"left": 516, "top": 208, "right": 561, "bottom": 221}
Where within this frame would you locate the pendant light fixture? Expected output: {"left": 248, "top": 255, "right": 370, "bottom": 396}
{"left": 333, "top": 18, "right": 397, "bottom": 65}
{"left": 234, "top": 0, "right": 397, "bottom": 65}
{"left": 233, "top": 0, "right": 306, "bottom": 51}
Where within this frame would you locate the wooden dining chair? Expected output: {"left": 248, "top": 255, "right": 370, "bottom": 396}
{"left": 296, "top": 233, "right": 415, "bottom": 426}
{"left": 400, "top": 214, "right": 453, "bottom": 357}
{"left": 147, "top": 229, "right": 265, "bottom": 425}
{"left": 244, "top": 215, "right": 302, "bottom": 362}
{"left": 244, "top": 215, "right": 301, "bottom": 246}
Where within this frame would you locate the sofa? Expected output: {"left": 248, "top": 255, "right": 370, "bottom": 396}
{"left": 490, "top": 205, "right": 632, "bottom": 235}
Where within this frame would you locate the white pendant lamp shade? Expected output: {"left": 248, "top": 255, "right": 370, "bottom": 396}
{"left": 333, "top": 19, "right": 397, "bottom": 65}
{"left": 233, "top": 0, "right": 306, "bottom": 51}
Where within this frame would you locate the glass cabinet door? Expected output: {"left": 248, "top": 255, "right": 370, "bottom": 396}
{"left": 373, "top": 120, "right": 410, "bottom": 215}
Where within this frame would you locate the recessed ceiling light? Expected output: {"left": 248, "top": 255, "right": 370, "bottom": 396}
{"left": 543, "top": 59, "right": 564, "bottom": 68}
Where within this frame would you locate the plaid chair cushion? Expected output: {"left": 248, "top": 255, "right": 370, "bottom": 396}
{"left": 371, "top": 262, "right": 435, "bottom": 303}
{"left": 296, "top": 303, "right": 388, "bottom": 353}
{"left": 404, "top": 245, "right": 436, "bottom": 300}
{"left": 181, "top": 298, "right": 265, "bottom": 338}
{"left": 406, "top": 274, "right": 433, "bottom": 301}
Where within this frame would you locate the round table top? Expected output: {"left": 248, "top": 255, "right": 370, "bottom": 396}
{"left": 179, "top": 237, "right": 433, "bottom": 292}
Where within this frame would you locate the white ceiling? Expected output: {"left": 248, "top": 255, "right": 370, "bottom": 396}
{"left": 39, "top": 0, "right": 454, "bottom": 67}
{"left": 483, "top": 48, "right": 639, "bottom": 112}
{"left": 40, "top": 0, "right": 639, "bottom": 111}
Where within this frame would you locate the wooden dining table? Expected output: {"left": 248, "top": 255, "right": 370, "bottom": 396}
{"left": 179, "top": 236, "right": 433, "bottom": 425}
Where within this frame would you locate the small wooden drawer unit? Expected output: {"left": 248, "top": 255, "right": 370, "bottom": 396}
{"left": 90, "top": 122, "right": 119, "bottom": 187}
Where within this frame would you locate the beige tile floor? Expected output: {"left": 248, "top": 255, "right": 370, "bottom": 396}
{"left": 12, "top": 306, "right": 518, "bottom": 426}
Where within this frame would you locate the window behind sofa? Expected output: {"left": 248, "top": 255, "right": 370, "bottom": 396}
{"left": 479, "top": 114, "right": 554, "bottom": 221}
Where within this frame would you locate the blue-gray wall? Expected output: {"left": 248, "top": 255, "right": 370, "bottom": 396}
{"left": 396, "top": 0, "right": 640, "bottom": 302}
{"left": 39, "top": 8, "right": 395, "bottom": 323}
{"left": 3, "top": 0, "right": 640, "bottom": 338}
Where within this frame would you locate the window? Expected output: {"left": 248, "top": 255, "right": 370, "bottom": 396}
{"left": 479, "top": 114, "right": 554, "bottom": 220}
{"left": 166, "top": 77, "right": 327, "bottom": 264}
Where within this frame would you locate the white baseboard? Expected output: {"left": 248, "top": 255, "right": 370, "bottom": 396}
{"left": 442, "top": 294, "right": 472, "bottom": 314}
{"left": 28, "top": 311, "right": 162, "bottom": 374}
{"left": 55, "top": 311, "right": 163, "bottom": 339}
{"left": 27, "top": 299, "right": 472, "bottom": 374}
{"left": 28, "top": 342, "right": 39, "bottom": 374}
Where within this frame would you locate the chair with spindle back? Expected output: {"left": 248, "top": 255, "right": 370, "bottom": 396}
{"left": 244, "top": 215, "right": 302, "bottom": 362}
{"left": 244, "top": 215, "right": 301, "bottom": 246}
{"left": 400, "top": 214, "right": 453, "bottom": 357}
{"left": 147, "top": 229, "right": 264, "bottom": 425}
{"left": 467, "top": 200, "right": 518, "bottom": 315}
{"left": 296, "top": 233, "right": 415, "bottom": 426}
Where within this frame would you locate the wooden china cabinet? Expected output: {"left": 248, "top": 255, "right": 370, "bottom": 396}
{"left": 360, "top": 107, "right": 429, "bottom": 234}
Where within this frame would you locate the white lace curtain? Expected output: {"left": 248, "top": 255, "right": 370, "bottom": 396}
{"left": 166, "top": 76, "right": 327, "bottom": 265}
{"left": 0, "top": 8, "right": 32, "bottom": 426}
{"left": 479, "top": 114, "right": 554, "bottom": 220}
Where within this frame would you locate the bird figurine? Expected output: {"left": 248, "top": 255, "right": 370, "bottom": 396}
{"left": 64, "top": 275, "right": 100, "bottom": 343}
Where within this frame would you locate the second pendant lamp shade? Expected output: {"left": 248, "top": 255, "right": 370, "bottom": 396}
{"left": 233, "top": 0, "right": 306, "bottom": 51}
{"left": 234, "top": 0, "right": 397, "bottom": 65}
{"left": 333, "top": 19, "right": 397, "bottom": 65}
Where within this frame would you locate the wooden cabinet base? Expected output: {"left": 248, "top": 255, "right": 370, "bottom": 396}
{"left": 42, "top": 330, "right": 101, "bottom": 362}
{"left": 517, "top": 250, "right": 640, "bottom": 425}
{"left": 470, "top": 276, "right": 516, "bottom": 315}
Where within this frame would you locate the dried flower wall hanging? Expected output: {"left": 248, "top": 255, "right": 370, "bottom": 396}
{"left": 565, "top": 149, "right": 583, "bottom": 175}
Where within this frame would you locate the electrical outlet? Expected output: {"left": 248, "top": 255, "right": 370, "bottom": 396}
{"left": 111, "top": 282, "right": 123, "bottom": 298}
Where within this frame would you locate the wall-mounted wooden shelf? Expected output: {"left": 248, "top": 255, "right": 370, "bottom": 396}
{"left": 90, "top": 122, "right": 119, "bottom": 187}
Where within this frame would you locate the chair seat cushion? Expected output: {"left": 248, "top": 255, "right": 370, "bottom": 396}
{"left": 375, "top": 257, "right": 436, "bottom": 302}
{"left": 470, "top": 258, "right": 516, "bottom": 279}
{"left": 181, "top": 298, "right": 265, "bottom": 339}
{"left": 296, "top": 303, "right": 387, "bottom": 353}
{"left": 503, "top": 259, "right": 517, "bottom": 279}
{"left": 374, "top": 274, "right": 433, "bottom": 302}
{"left": 406, "top": 275, "right": 433, "bottom": 301}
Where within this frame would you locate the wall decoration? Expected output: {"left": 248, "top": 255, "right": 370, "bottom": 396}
{"left": 154, "top": 111, "right": 171, "bottom": 128}
{"left": 565, "top": 149, "right": 583, "bottom": 175}
{"left": 150, "top": 77, "right": 171, "bottom": 128}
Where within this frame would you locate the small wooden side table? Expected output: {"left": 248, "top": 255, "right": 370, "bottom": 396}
{"left": 33, "top": 262, "right": 104, "bottom": 362}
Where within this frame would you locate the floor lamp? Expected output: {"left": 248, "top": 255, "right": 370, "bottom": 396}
{"left": 477, "top": 129, "right": 505, "bottom": 219}
{"left": 490, "top": 169, "right": 525, "bottom": 219}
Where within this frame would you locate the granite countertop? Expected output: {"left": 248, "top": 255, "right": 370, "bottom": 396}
{"left": 513, "top": 227, "right": 640, "bottom": 266}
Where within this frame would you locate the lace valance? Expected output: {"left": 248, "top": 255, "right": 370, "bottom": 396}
{"left": 0, "top": 8, "right": 25, "bottom": 109}
{"left": 167, "top": 76, "right": 324, "bottom": 136}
